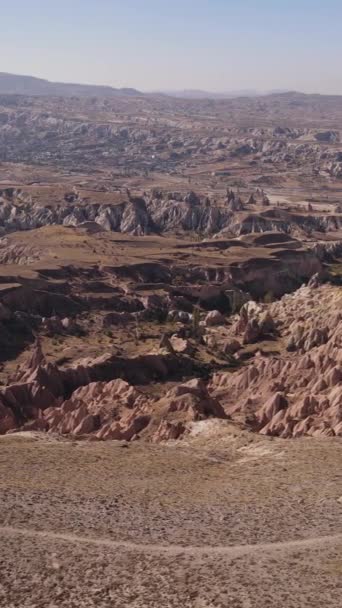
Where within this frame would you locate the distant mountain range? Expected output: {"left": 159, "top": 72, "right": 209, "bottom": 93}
{"left": 0, "top": 72, "right": 292, "bottom": 100}
{"left": 0, "top": 72, "right": 142, "bottom": 97}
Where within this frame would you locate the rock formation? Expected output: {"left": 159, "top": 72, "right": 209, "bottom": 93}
{"left": 211, "top": 284, "right": 342, "bottom": 437}
{"left": 0, "top": 341, "right": 225, "bottom": 441}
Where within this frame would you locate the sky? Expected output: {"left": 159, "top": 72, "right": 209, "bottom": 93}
{"left": 1, "top": 0, "right": 342, "bottom": 94}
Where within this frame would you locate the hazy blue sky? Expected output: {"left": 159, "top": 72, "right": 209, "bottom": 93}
{"left": 1, "top": 0, "right": 342, "bottom": 93}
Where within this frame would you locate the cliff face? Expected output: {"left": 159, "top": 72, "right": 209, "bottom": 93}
{"left": 1, "top": 191, "right": 342, "bottom": 239}
{"left": 229, "top": 250, "right": 322, "bottom": 298}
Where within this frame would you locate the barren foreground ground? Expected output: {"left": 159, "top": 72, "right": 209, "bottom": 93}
{"left": 1, "top": 429, "right": 341, "bottom": 607}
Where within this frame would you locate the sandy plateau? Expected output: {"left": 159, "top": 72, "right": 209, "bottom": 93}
{"left": 0, "top": 86, "right": 341, "bottom": 606}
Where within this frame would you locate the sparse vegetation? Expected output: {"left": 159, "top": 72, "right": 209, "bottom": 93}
{"left": 263, "top": 290, "right": 275, "bottom": 304}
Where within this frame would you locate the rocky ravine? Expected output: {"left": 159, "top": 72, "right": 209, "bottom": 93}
{"left": 1, "top": 279, "right": 341, "bottom": 441}
{"left": 0, "top": 341, "right": 226, "bottom": 442}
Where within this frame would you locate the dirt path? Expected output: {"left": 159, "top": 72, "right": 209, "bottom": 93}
{"left": 1, "top": 525, "right": 342, "bottom": 557}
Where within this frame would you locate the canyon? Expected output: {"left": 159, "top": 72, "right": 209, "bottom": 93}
{"left": 0, "top": 82, "right": 341, "bottom": 607}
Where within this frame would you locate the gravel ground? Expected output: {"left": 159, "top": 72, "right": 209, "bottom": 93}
{"left": 0, "top": 429, "right": 342, "bottom": 607}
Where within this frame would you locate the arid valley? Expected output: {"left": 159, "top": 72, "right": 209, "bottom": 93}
{"left": 0, "top": 76, "right": 341, "bottom": 607}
